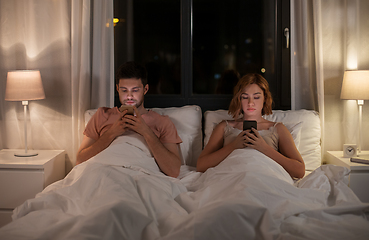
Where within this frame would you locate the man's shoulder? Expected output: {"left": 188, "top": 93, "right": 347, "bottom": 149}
{"left": 96, "top": 106, "right": 119, "bottom": 115}
{"left": 147, "top": 110, "right": 171, "bottom": 121}
{"left": 147, "top": 109, "right": 162, "bottom": 117}
{"left": 94, "top": 107, "right": 119, "bottom": 120}
{"left": 145, "top": 110, "right": 177, "bottom": 129}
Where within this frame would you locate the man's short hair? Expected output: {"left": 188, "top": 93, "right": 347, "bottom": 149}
{"left": 115, "top": 61, "right": 148, "bottom": 86}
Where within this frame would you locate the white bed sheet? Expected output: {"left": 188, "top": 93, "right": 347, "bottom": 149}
{"left": 0, "top": 133, "right": 189, "bottom": 240}
{"left": 1, "top": 137, "right": 368, "bottom": 240}
{"left": 168, "top": 149, "right": 369, "bottom": 240}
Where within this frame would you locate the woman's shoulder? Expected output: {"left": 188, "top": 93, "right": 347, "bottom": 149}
{"left": 223, "top": 118, "right": 242, "bottom": 126}
{"left": 273, "top": 122, "right": 286, "bottom": 128}
{"left": 214, "top": 119, "right": 235, "bottom": 130}
{"left": 216, "top": 120, "right": 228, "bottom": 128}
{"left": 273, "top": 122, "right": 291, "bottom": 135}
{"left": 258, "top": 119, "right": 276, "bottom": 130}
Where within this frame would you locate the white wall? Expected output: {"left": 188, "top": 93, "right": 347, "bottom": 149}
{"left": 322, "top": 0, "right": 369, "bottom": 152}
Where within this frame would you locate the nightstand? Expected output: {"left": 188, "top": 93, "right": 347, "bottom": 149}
{"left": 324, "top": 151, "right": 369, "bottom": 203}
{"left": 0, "top": 149, "right": 66, "bottom": 228}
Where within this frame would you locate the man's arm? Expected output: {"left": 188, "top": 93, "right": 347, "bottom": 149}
{"left": 76, "top": 111, "right": 128, "bottom": 165}
{"left": 124, "top": 110, "right": 181, "bottom": 178}
{"left": 76, "top": 134, "right": 113, "bottom": 165}
{"left": 143, "top": 132, "right": 182, "bottom": 178}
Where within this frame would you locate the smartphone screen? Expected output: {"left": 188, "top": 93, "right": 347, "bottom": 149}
{"left": 243, "top": 120, "right": 257, "bottom": 131}
{"left": 243, "top": 120, "right": 257, "bottom": 144}
{"left": 119, "top": 105, "right": 134, "bottom": 115}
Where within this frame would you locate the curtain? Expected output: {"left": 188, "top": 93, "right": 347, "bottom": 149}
{"left": 71, "top": 0, "right": 114, "bottom": 172}
{"left": 0, "top": 0, "right": 114, "bottom": 173}
{"left": 291, "top": 0, "right": 325, "bottom": 153}
{"left": 291, "top": 0, "right": 369, "bottom": 153}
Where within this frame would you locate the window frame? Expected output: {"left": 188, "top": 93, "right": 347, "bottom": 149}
{"left": 115, "top": 0, "right": 291, "bottom": 112}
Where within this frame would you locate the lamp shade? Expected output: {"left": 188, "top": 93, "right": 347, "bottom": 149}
{"left": 340, "top": 70, "right": 369, "bottom": 100}
{"left": 5, "top": 70, "right": 45, "bottom": 101}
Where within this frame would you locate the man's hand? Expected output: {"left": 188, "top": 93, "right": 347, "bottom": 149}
{"left": 105, "top": 110, "right": 130, "bottom": 138}
{"left": 122, "top": 106, "right": 152, "bottom": 137}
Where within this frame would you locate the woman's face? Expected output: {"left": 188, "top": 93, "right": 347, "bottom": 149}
{"left": 240, "top": 83, "right": 265, "bottom": 118}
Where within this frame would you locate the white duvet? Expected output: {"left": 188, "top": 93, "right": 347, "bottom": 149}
{"left": 0, "top": 135, "right": 368, "bottom": 240}
{"left": 165, "top": 149, "right": 369, "bottom": 239}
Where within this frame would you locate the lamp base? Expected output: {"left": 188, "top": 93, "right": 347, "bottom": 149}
{"left": 14, "top": 151, "right": 38, "bottom": 157}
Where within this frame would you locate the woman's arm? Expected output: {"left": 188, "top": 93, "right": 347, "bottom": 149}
{"left": 246, "top": 123, "right": 305, "bottom": 178}
{"left": 197, "top": 121, "right": 246, "bottom": 172}
{"left": 275, "top": 124, "right": 305, "bottom": 178}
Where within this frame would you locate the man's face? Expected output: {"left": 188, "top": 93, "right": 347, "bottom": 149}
{"left": 116, "top": 78, "right": 149, "bottom": 109}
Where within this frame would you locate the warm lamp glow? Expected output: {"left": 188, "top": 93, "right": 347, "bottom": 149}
{"left": 340, "top": 70, "right": 369, "bottom": 100}
{"left": 340, "top": 70, "right": 369, "bottom": 154}
{"left": 5, "top": 70, "right": 45, "bottom": 157}
{"left": 5, "top": 70, "right": 45, "bottom": 101}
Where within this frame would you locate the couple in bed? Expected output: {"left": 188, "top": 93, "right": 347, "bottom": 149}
{"left": 78, "top": 61, "right": 304, "bottom": 179}
{"left": 3, "top": 62, "right": 368, "bottom": 240}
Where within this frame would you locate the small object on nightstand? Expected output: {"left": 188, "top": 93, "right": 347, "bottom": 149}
{"left": 351, "top": 155, "right": 369, "bottom": 164}
{"left": 343, "top": 144, "right": 357, "bottom": 158}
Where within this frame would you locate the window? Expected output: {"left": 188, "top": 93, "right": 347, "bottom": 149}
{"left": 114, "top": 0, "right": 290, "bottom": 111}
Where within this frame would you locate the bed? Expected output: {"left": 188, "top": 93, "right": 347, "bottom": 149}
{"left": 0, "top": 105, "right": 368, "bottom": 240}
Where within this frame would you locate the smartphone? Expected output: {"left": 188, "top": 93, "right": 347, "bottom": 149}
{"left": 119, "top": 105, "right": 134, "bottom": 115}
{"left": 243, "top": 120, "right": 257, "bottom": 131}
{"left": 243, "top": 120, "right": 257, "bottom": 144}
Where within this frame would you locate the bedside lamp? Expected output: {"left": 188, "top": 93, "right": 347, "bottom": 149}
{"left": 5, "top": 70, "right": 45, "bottom": 157}
{"left": 340, "top": 70, "right": 369, "bottom": 153}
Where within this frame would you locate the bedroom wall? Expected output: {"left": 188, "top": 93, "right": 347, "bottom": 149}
{"left": 0, "top": 1, "right": 74, "bottom": 170}
{"left": 322, "top": 0, "right": 369, "bottom": 152}
{"left": 0, "top": 0, "right": 113, "bottom": 172}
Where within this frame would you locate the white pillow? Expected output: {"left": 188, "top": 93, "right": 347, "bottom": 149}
{"left": 150, "top": 105, "right": 202, "bottom": 167}
{"left": 280, "top": 122, "right": 303, "bottom": 149}
{"left": 264, "top": 109, "right": 321, "bottom": 171}
{"left": 203, "top": 110, "right": 233, "bottom": 146}
{"left": 85, "top": 105, "right": 203, "bottom": 167}
{"left": 85, "top": 109, "right": 98, "bottom": 127}
{"left": 204, "top": 111, "right": 302, "bottom": 149}
{"left": 204, "top": 109, "right": 321, "bottom": 171}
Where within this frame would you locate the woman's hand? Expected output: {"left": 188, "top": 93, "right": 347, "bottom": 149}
{"left": 230, "top": 130, "right": 250, "bottom": 149}
{"left": 245, "top": 128, "right": 269, "bottom": 153}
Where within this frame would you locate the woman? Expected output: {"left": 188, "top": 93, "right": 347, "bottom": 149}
{"left": 197, "top": 73, "right": 305, "bottom": 178}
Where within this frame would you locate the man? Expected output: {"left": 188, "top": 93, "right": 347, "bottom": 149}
{"left": 76, "top": 61, "right": 182, "bottom": 177}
